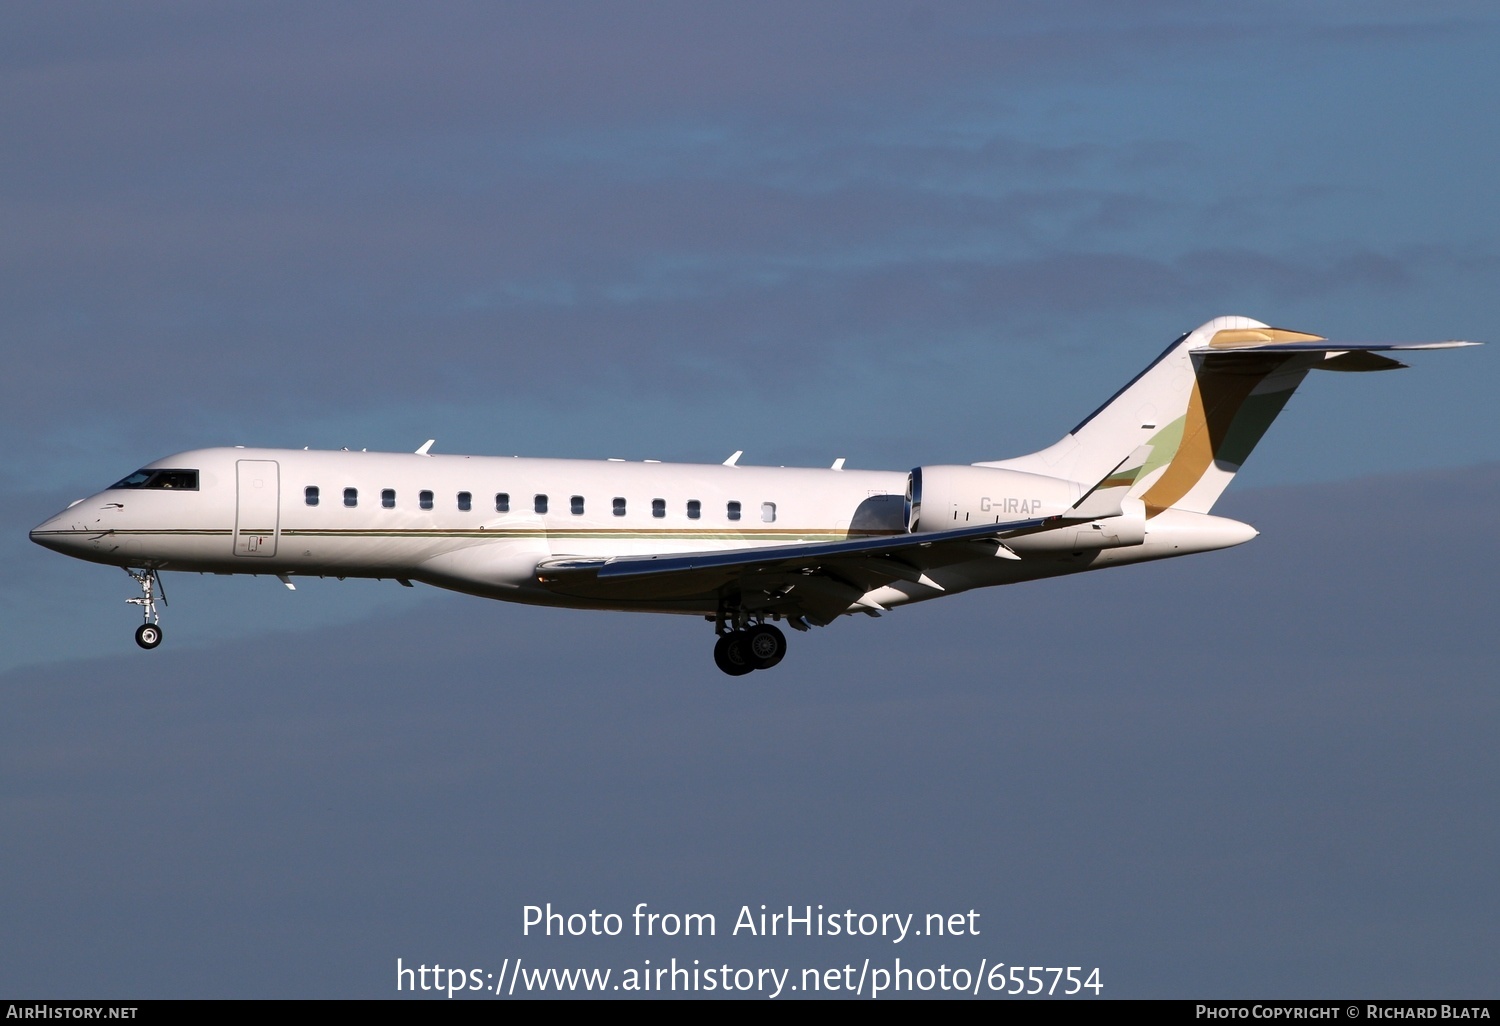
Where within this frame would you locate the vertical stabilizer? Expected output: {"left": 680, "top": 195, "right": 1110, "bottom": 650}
{"left": 976, "top": 316, "right": 1469, "bottom": 516}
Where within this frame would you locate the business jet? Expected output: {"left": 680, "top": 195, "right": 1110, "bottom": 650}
{"left": 31, "top": 316, "right": 1477, "bottom": 675}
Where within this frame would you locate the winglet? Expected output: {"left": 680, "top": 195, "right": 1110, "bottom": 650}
{"left": 415, "top": 439, "right": 436, "bottom": 456}
{"left": 723, "top": 450, "right": 743, "bottom": 467}
{"left": 1070, "top": 444, "right": 1153, "bottom": 519}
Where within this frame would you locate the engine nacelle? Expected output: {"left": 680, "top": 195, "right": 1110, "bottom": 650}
{"left": 906, "top": 465, "right": 1079, "bottom": 531}
{"left": 906, "top": 465, "right": 1146, "bottom": 555}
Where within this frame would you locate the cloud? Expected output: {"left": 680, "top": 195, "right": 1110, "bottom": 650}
{"left": 3, "top": 0, "right": 1495, "bottom": 628}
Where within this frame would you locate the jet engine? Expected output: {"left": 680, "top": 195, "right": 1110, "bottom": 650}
{"left": 906, "top": 465, "right": 1145, "bottom": 555}
{"left": 905, "top": 465, "right": 1078, "bottom": 531}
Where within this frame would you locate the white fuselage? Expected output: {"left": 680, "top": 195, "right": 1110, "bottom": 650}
{"left": 31, "top": 446, "right": 1255, "bottom": 617}
{"left": 29, "top": 317, "right": 1472, "bottom": 671}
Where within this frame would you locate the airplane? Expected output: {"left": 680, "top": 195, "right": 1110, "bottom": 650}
{"left": 30, "top": 315, "right": 1478, "bottom": 675}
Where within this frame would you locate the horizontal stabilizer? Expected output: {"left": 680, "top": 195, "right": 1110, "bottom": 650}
{"left": 1199, "top": 336, "right": 1479, "bottom": 374}
{"left": 1203, "top": 327, "right": 1479, "bottom": 356}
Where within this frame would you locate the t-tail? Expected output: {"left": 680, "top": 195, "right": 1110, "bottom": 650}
{"left": 980, "top": 315, "right": 1479, "bottom": 516}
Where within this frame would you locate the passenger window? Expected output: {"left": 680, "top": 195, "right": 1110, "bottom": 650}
{"left": 613, "top": 497, "right": 627, "bottom": 517}
{"left": 727, "top": 500, "right": 741, "bottom": 522}
{"left": 495, "top": 492, "right": 510, "bottom": 513}
{"left": 305, "top": 486, "right": 320, "bottom": 507}
{"left": 343, "top": 487, "right": 358, "bottom": 508}
{"left": 457, "top": 491, "right": 472, "bottom": 512}
{"left": 535, "top": 494, "right": 548, "bottom": 514}
{"left": 419, "top": 490, "right": 434, "bottom": 511}
{"left": 652, "top": 498, "right": 665, "bottom": 519}
{"left": 761, "top": 502, "right": 777, "bottom": 523}
{"left": 382, "top": 488, "right": 396, "bottom": 509}
{"left": 687, "top": 499, "right": 701, "bottom": 520}
{"left": 571, "top": 495, "right": 585, "bottom": 516}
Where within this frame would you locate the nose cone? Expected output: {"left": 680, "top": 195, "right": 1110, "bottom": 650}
{"left": 30, "top": 505, "right": 89, "bottom": 557}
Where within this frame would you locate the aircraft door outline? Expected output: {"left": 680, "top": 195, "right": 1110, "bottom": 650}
{"left": 234, "top": 459, "right": 280, "bottom": 557}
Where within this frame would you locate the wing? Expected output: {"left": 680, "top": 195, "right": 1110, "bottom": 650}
{"left": 534, "top": 448, "right": 1157, "bottom": 625}
{"left": 534, "top": 513, "right": 1056, "bottom": 625}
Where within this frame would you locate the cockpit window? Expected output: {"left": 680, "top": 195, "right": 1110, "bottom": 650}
{"left": 109, "top": 469, "right": 199, "bottom": 491}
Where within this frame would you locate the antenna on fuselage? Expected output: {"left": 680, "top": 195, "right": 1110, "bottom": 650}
{"left": 415, "top": 439, "right": 436, "bottom": 456}
{"left": 723, "top": 450, "right": 742, "bottom": 466}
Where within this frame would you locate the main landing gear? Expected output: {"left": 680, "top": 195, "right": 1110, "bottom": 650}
{"left": 125, "top": 567, "right": 165, "bottom": 650}
{"left": 712, "top": 621, "right": 788, "bottom": 676}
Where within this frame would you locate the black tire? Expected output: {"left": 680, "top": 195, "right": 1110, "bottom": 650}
{"left": 135, "top": 623, "right": 163, "bottom": 650}
{"left": 744, "top": 623, "right": 787, "bottom": 670}
{"left": 713, "top": 632, "right": 754, "bottom": 676}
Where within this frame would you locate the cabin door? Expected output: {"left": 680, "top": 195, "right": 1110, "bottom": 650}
{"left": 234, "top": 459, "right": 280, "bottom": 557}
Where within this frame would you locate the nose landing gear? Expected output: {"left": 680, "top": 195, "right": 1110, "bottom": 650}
{"left": 125, "top": 567, "right": 166, "bottom": 650}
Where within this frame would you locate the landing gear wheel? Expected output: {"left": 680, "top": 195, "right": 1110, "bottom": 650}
{"left": 713, "top": 632, "right": 754, "bottom": 676}
{"left": 125, "top": 568, "right": 167, "bottom": 650}
{"left": 744, "top": 624, "right": 787, "bottom": 670}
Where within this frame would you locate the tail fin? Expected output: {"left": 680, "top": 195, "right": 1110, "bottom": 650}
{"left": 979, "top": 316, "right": 1478, "bottom": 516}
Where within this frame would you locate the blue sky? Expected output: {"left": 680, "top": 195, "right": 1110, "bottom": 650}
{"left": 3, "top": 1, "right": 1496, "bottom": 998}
